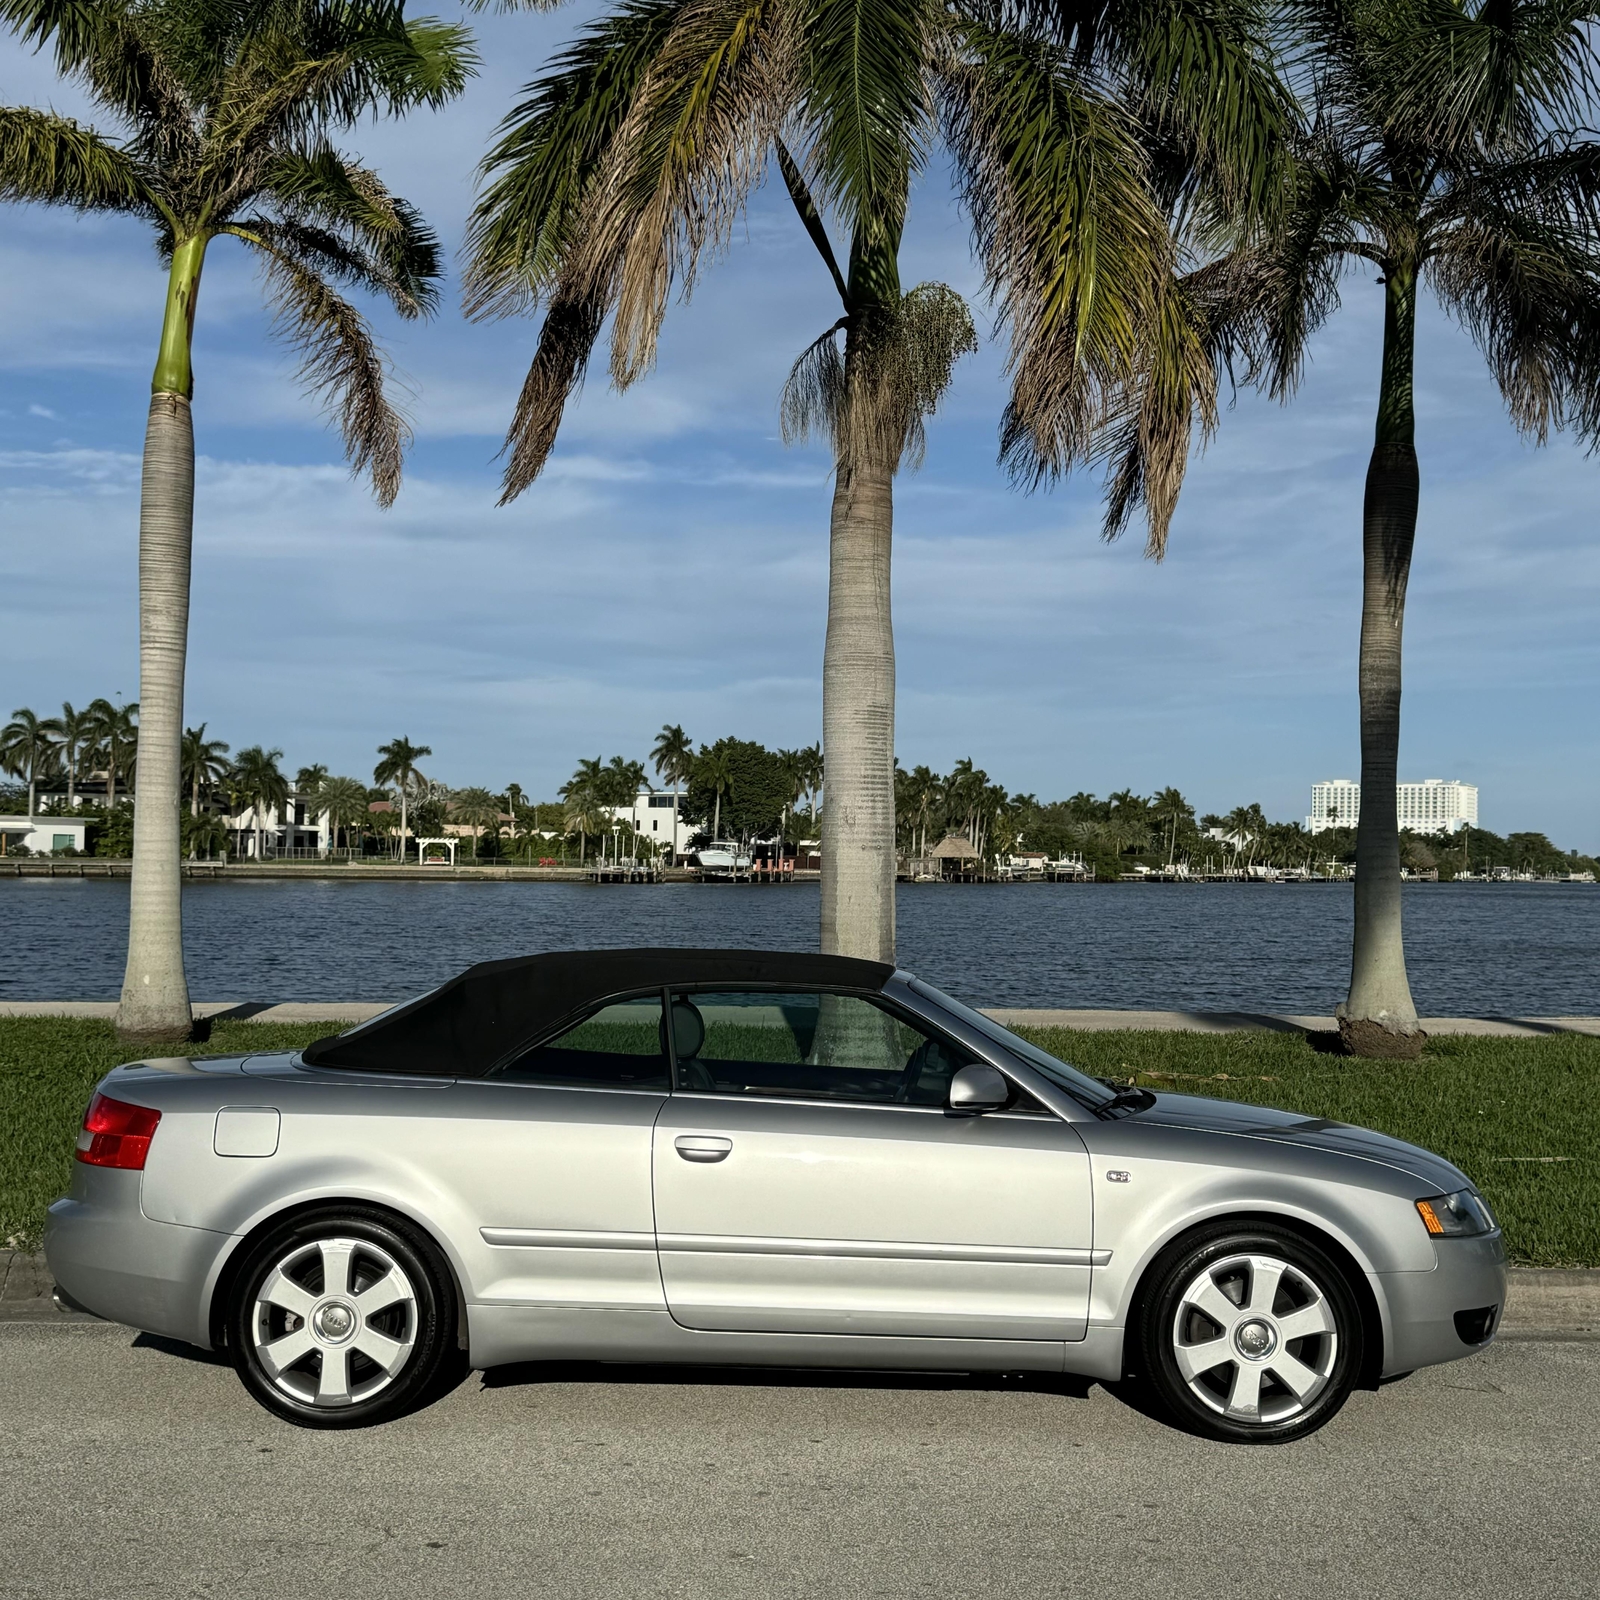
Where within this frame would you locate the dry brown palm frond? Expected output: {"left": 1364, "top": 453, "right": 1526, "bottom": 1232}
{"left": 251, "top": 238, "right": 412, "bottom": 506}
{"left": 570, "top": 0, "right": 800, "bottom": 387}
{"left": 499, "top": 289, "right": 610, "bottom": 501}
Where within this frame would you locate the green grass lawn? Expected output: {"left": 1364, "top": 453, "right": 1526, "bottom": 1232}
{"left": 3, "top": 1019, "right": 1594, "bottom": 1265}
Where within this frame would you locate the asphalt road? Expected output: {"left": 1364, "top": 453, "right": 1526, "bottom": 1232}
{"left": 4, "top": 1326, "right": 1596, "bottom": 1600}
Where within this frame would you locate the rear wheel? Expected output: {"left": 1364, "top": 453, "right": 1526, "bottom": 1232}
{"left": 1136, "top": 1224, "right": 1363, "bottom": 1444}
{"left": 227, "top": 1207, "right": 456, "bottom": 1429}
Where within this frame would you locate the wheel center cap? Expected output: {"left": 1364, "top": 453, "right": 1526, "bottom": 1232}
{"left": 313, "top": 1301, "right": 356, "bottom": 1343}
{"left": 1234, "top": 1318, "right": 1277, "bottom": 1360}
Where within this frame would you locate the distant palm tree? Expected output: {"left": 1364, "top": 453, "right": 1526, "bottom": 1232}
{"left": 232, "top": 746, "right": 288, "bottom": 861}
{"left": 0, "top": 708, "right": 58, "bottom": 817}
{"left": 0, "top": 1, "right": 471, "bottom": 1039}
{"left": 797, "top": 744, "right": 823, "bottom": 828}
{"left": 45, "top": 702, "right": 94, "bottom": 807}
{"left": 699, "top": 747, "right": 736, "bottom": 844}
{"left": 651, "top": 725, "right": 694, "bottom": 792}
{"left": 295, "top": 764, "right": 329, "bottom": 795}
{"left": 560, "top": 756, "right": 604, "bottom": 863}
{"left": 318, "top": 776, "right": 370, "bottom": 855}
{"left": 1246, "top": 0, "right": 1600, "bottom": 1053}
{"left": 454, "top": 786, "right": 506, "bottom": 859}
{"left": 374, "top": 738, "right": 432, "bottom": 861}
{"left": 182, "top": 725, "right": 231, "bottom": 820}
{"left": 84, "top": 698, "right": 137, "bottom": 807}
{"left": 183, "top": 810, "right": 229, "bottom": 862}
{"left": 1151, "top": 786, "right": 1192, "bottom": 867}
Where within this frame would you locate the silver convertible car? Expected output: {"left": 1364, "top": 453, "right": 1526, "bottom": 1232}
{"left": 46, "top": 949, "right": 1506, "bottom": 1443}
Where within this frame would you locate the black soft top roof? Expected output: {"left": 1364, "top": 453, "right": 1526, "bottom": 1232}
{"left": 299, "top": 947, "right": 896, "bottom": 1077}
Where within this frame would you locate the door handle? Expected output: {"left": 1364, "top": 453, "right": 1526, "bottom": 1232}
{"left": 675, "top": 1135, "right": 732, "bottom": 1163}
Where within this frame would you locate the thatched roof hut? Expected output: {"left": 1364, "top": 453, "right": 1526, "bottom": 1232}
{"left": 930, "top": 833, "right": 980, "bottom": 860}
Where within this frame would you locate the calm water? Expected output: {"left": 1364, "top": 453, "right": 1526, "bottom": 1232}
{"left": 2, "top": 878, "right": 1596, "bottom": 1014}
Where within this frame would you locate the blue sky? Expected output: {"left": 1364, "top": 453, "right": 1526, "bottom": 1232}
{"left": 2, "top": 6, "right": 1597, "bottom": 847}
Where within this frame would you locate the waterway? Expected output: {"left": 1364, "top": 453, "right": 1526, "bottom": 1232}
{"left": 3, "top": 878, "right": 1596, "bottom": 1015}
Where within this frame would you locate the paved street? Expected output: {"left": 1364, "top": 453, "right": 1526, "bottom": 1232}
{"left": 3, "top": 1326, "right": 1596, "bottom": 1599}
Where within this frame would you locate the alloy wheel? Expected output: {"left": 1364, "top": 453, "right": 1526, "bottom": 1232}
{"left": 1169, "top": 1251, "right": 1339, "bottom": 1425}
{"left": 249, "top": 1236, "right": 418, "bottom": 1409}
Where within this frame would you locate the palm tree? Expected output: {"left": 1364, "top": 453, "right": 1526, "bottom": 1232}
{"left": 1151, "top": 786, "right": 1192, "bottom": 866}
{"left": 797, "top": 743, "right": 823, "bottom": 828}
{"left": 0, "top": 1, "right": 471, "bottom": 1039}
{"left": 699, "top": 746, "right": 736, "bottom": 843}
{"left": 84, "top": 698, "right": 138, "bottom": 808}
{"left": 1241, "top": 0, "right": 1600, "bottom": 1053}
{"left": 560, "top": 756, "right": 604, "bottom": 863}
{"left": 465, "top": 0, "right": 1289, "bottom": 962}
{"left": 318, "top": 775, "right": 370, "bottom": 855}
{"left": 0, "top": 708, "right": 58, "bottom": 817}
{"left": 451, "top": 786, "right": 504, "bottom": 859}
{"left": 232, "top": 745, "right": 288, "bottom": 861}
{"left": 374, "top": 737, "right": 433, "bottom": 862}
{"left": 44, "top": 701, "right": 94, "bottom": 807}
{"left": 182, "top": 724, "right": 231, "bottom": 819}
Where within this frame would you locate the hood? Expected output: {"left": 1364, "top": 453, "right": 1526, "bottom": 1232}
{"left": 1136, "top": 1092, "right": 1471, "bottom": 1193}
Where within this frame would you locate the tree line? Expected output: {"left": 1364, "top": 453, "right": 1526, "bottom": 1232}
{"left": 11, "top": 704, "right": 1590, "bottom": 881}
{"left": 6, "top": 1, "right": 1599, "bottom": 1054}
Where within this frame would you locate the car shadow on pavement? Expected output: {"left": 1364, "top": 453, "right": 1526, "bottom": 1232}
{"left": 131, "top": 1331, "right": 231, "bottom": 1367}
{"left": 479, "top": 1360, "right": 1097, "bottom": 1400}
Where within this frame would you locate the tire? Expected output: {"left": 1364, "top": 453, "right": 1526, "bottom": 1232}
{"left": 227, "top": 1206, "right": 457, "bottom": 1430}
{"left": 1134, "top": 1223, "right": 1363, "bottom": 1444}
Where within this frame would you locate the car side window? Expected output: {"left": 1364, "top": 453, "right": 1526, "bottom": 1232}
{"left": 667, "top": 989, "right": 981, "bottom": 1106}
{"left": 496, "top": 995, "right": 669, "bottom": 1090}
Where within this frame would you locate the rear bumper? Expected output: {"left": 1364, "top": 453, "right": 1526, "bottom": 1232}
{"left": 1378, "top": 1233, "right": 1508, "bottom": 1376}
{"left": 43, "top": 1166, "right": 228, "bottom": 1349}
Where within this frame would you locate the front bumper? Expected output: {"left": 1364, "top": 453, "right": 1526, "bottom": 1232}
{"left": 44, "top": 1165, "right": 230, "bottom": 1349}
{"left": 1378, "top": 1232, "right": 1508, "bottom": 1376}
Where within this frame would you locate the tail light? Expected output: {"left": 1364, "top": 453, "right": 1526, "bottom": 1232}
{"left": 76, "top": 1092, "right": 161, "bottom": 1170}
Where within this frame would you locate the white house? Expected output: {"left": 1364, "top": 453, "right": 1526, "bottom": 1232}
{"left": 0, "top": 816, "right": 89, "bottom": 855}
{"left": 229, "top": 793, "right": 334, "bottom": 858}
{"left": 606, "top": 789, "right": 693, "bottom": 858}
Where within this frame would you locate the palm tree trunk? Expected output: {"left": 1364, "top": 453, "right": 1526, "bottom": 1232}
{"left": 116, "top": 392, "right": 196, "bottom": 1039}
{"left": 1339, "top": 262, "right": 1423, "bottom": 1058}
{"left": 819, "top": 439, "right": 897, "bottom": 963}
{"left": 399, "top": 789, "right": 408, "bottom": 862}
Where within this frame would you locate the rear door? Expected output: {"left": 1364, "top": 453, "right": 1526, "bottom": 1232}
{"left": 438, "top": 993, "right": 670, "bottom": 1310}
{"left": 652, "top": 989, "right": 1094, "bottom": 1341}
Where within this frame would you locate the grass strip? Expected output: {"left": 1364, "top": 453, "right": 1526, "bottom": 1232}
{"left": 3, "top": 1019, "right": 1594, "bottom": 1265}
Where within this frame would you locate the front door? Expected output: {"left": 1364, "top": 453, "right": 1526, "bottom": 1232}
{"left": 652, "top": 989, "right": 1094, "bottom": 1341}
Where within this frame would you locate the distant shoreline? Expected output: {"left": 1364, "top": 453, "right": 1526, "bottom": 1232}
{"left": 3, "top": 860, "right": 1597, "bottom": 887}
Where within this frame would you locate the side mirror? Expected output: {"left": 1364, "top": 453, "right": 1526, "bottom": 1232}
{"left": 947, "top": 1063, "right": 1010, "bottom": 1116}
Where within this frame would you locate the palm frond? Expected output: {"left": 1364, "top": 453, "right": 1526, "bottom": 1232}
{"left": 0, "top": 105, "right": 153, "bottom": 213}
{"left": 1379, "top": 0, "right": 1595, "bottom": 154}
{"left": 940, "top": 20, "right": 1171, "bottom": 500}
{"left": 497, "top": 289, "right": 609, "bottom": 501}
{"left": 263, "top": 146, "right": 442, "bottom": 316}
{"left": 573, "top": 0, "right": 798, "bottom": 386}
{"left": 241, "top": 230, "right": 412, "bottom": 506}
{"left": 465, "top": 0, "right": 686, "bottom": 320}
{"left": 798, "top": 0, "right": 938, "bottom": 252}
{"left": 1429, "top": 185, "right": 1600, "bottom": 442}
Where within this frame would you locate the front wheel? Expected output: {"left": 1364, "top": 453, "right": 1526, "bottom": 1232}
{"left": 227, "top": 1207, "right": 458, "bottom": 1429}
{"left": 1135, "top": 1225, "right": 1363, "bottom": 1444}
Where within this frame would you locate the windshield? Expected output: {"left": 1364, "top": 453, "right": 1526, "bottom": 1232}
{"left": 907, "top": 978, "right": 1117, "bottom": 1110}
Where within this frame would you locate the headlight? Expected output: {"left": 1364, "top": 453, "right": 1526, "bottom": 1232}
{"left": 1416, "top": 1189, "right": 1496, "bottom": 1238}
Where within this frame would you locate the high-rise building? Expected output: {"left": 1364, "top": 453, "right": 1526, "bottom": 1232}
{"left": 1307, "top": 778, "right": 1479, "bottom": 835}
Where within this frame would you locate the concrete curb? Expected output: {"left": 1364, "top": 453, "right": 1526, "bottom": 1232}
{"left": 3, "top": 1251, "right": 1595, "bottom": 1336}
{"left": 3, "top": 1002, "right": 1600, "bottom": 1036}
